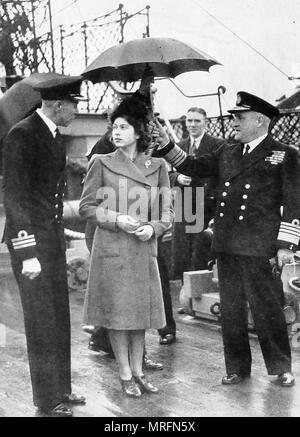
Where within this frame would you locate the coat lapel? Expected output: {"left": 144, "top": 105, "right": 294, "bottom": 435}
{"left": 197, "top": 133, "right": 212, "bottom": 155}
{"left": 222, "top": 143, "right": 244, "bottom": 180}
{"left": 101, "top": 149, "right": 161, "bottom": 186}
{"left": 32, "top": 112, "right": 63, "bottom": 163}
{"left": 228, "top": 136, "right": 273, "bottom": 181}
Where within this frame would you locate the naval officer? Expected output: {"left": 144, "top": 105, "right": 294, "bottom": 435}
{"left": 153, "top": 91, "right": 300, "bottom": 387}
{"left": 3, "top": 74, "right": 87, "bottom": 416}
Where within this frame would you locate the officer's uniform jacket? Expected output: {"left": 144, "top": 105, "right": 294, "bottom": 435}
{"left": 156, "top": 135, "right": 300, "bottom": 257}
{"left": 3, "top": 111, "right": 67, "bottom": 261}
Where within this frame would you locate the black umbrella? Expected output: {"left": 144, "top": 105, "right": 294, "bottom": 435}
{"left": 0, "top": 72, "right": 68, "bottom": 142}
{"left": 82, "top": 37, "right": 221, "bottom": 83}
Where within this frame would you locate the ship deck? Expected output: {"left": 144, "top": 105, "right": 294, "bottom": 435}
{"left": 1, "top": 272, "right": 300, "bottom": 418}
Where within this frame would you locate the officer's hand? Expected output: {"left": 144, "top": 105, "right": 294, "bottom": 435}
{"left": 22, "top": 257, "right": 41, "bottom": 280}
{"left": 149, "top": 118, "right": 170, "bottom": 148}
{"left": 277, "top": 248, "right": 295, "bottom": 270}
{"left": 116, "top": 214, "right": 140, "bottom": 234}
{"left": 134, "top": 225, "right": 154, "bottom": 241}
{"left": 177, "top": 174, "right": 192, "bottom": 186}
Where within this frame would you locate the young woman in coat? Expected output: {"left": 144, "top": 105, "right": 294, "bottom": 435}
{"left": 79, "top": 96, "right": 173, "bottom": 397}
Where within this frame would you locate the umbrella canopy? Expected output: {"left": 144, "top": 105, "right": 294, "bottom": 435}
{"left": 0, "top": 72, "right": 66, "bottom": 143}
{"left": 276, "top": 88, "right": 300, "bottom": 110}
{"left": 83, "top": 37, "right": 221, "bottom": 83}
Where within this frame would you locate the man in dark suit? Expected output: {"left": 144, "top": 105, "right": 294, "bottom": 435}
{"left": 154, "top": 91, "right": 300, "bottom": 387}
{"left": 170, "top": 107, "right": 223, "bottom": 279}
{"left": 2, "top": 75, "right": 86, "bottom": 416}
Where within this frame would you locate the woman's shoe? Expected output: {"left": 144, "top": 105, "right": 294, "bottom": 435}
{"left": 120, "top": 378, "right": 142, "bottom": 398}
{"left": 143, "top": 355, "right": 164, "bottom": 371}
{"left": 133, "top": 375, "right": 159, "bottom": 394}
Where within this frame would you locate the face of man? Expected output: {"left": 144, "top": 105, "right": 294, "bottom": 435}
{"left": 56, "top": 100, "right": 78, "bottom": 127}
{"left": 185, "top": 111, "right": 206, "bottom": 139}
{"left": 231, "top": 111, "right": 261, "bottom": 143}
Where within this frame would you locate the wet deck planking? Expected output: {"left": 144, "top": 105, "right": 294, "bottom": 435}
{"left": 1, "top": 273, "right": 300, "bottom": 417}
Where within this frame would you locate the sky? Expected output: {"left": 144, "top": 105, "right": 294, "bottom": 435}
{"left": 49, "top": 0, "right": 300, "bottom": 118}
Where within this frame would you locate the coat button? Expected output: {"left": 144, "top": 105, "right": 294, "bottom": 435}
{"left": 225, "top": 182, "right": 230, "bottom": 187}
{"left": 245, "top": 184, "right": 251, "bottom": 189}
{"left": 243, "top": 194, "right": 248, "bottom": 199}
{"left": 222, "top": 192, "right": 227, "bottom": 197}
{"left": 55, "top": 204, "right": 59, "bottom": 209}
{"left": 220, "top": 202, "right": 225, "bottom": 207}
{"left": 220, "top": 213, "right": 224, "bottom": 217}
{"left": 55, "top": 193, "right": 59, "bottom": 198}
{"left": 55, "top": 214, "right": 58, "bottom": 219}
{"left": 239, "top": 215, "right": 244, "bottom": 220}
{"left": 241, "top": 205, "right": 246, "bottom": 210}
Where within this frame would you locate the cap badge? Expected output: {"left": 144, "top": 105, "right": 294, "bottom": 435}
{"left": 236, "top": 94, "right": 242, "bottom": 105}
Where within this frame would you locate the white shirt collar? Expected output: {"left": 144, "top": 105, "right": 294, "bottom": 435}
{"left": 36, "top": 108, "right": 57, "bottom": 138}
{"left": 190, "top": 131, "right": 205, "bottom": 149}
{"left": 245, "top": 133, "right": 268, "bottom": 153}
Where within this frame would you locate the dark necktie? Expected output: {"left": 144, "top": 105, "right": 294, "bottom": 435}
{"left": 243, "top": 144, "right": 250, "bottom": 156}
{"left": 190, "top": 139, "right": 197, "bottom": 156}
{"left": 55, "top": 128, "right": 62, "bottom": 141}
{"left": 54, "top": 128, "right": 65, "bottom": 168}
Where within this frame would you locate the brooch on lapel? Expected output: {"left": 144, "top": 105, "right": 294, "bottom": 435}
{"left": 145, "top": 159, "right": 152, "bottom": 168}
{"left": 265, "top": 151, "right": 286, "bottom": 165}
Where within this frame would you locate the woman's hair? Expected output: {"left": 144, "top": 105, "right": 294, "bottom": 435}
{"left": 110, "top": 95, "right": 151, "bottom": 152}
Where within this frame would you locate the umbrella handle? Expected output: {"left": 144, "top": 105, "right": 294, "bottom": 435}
{"left": 149, "top": 87, "right": 155, "bottom": 119}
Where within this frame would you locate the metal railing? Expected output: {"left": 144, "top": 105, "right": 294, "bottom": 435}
{"left": 170, "top": 109, "right": 300, "bottom": 146}
{"left": 0, "top": 2, "right": 151, "bottom": 114}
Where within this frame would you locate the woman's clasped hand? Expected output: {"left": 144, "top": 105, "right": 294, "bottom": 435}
{"left": 117, "top": 215, "right": 154, "bottom": 241}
